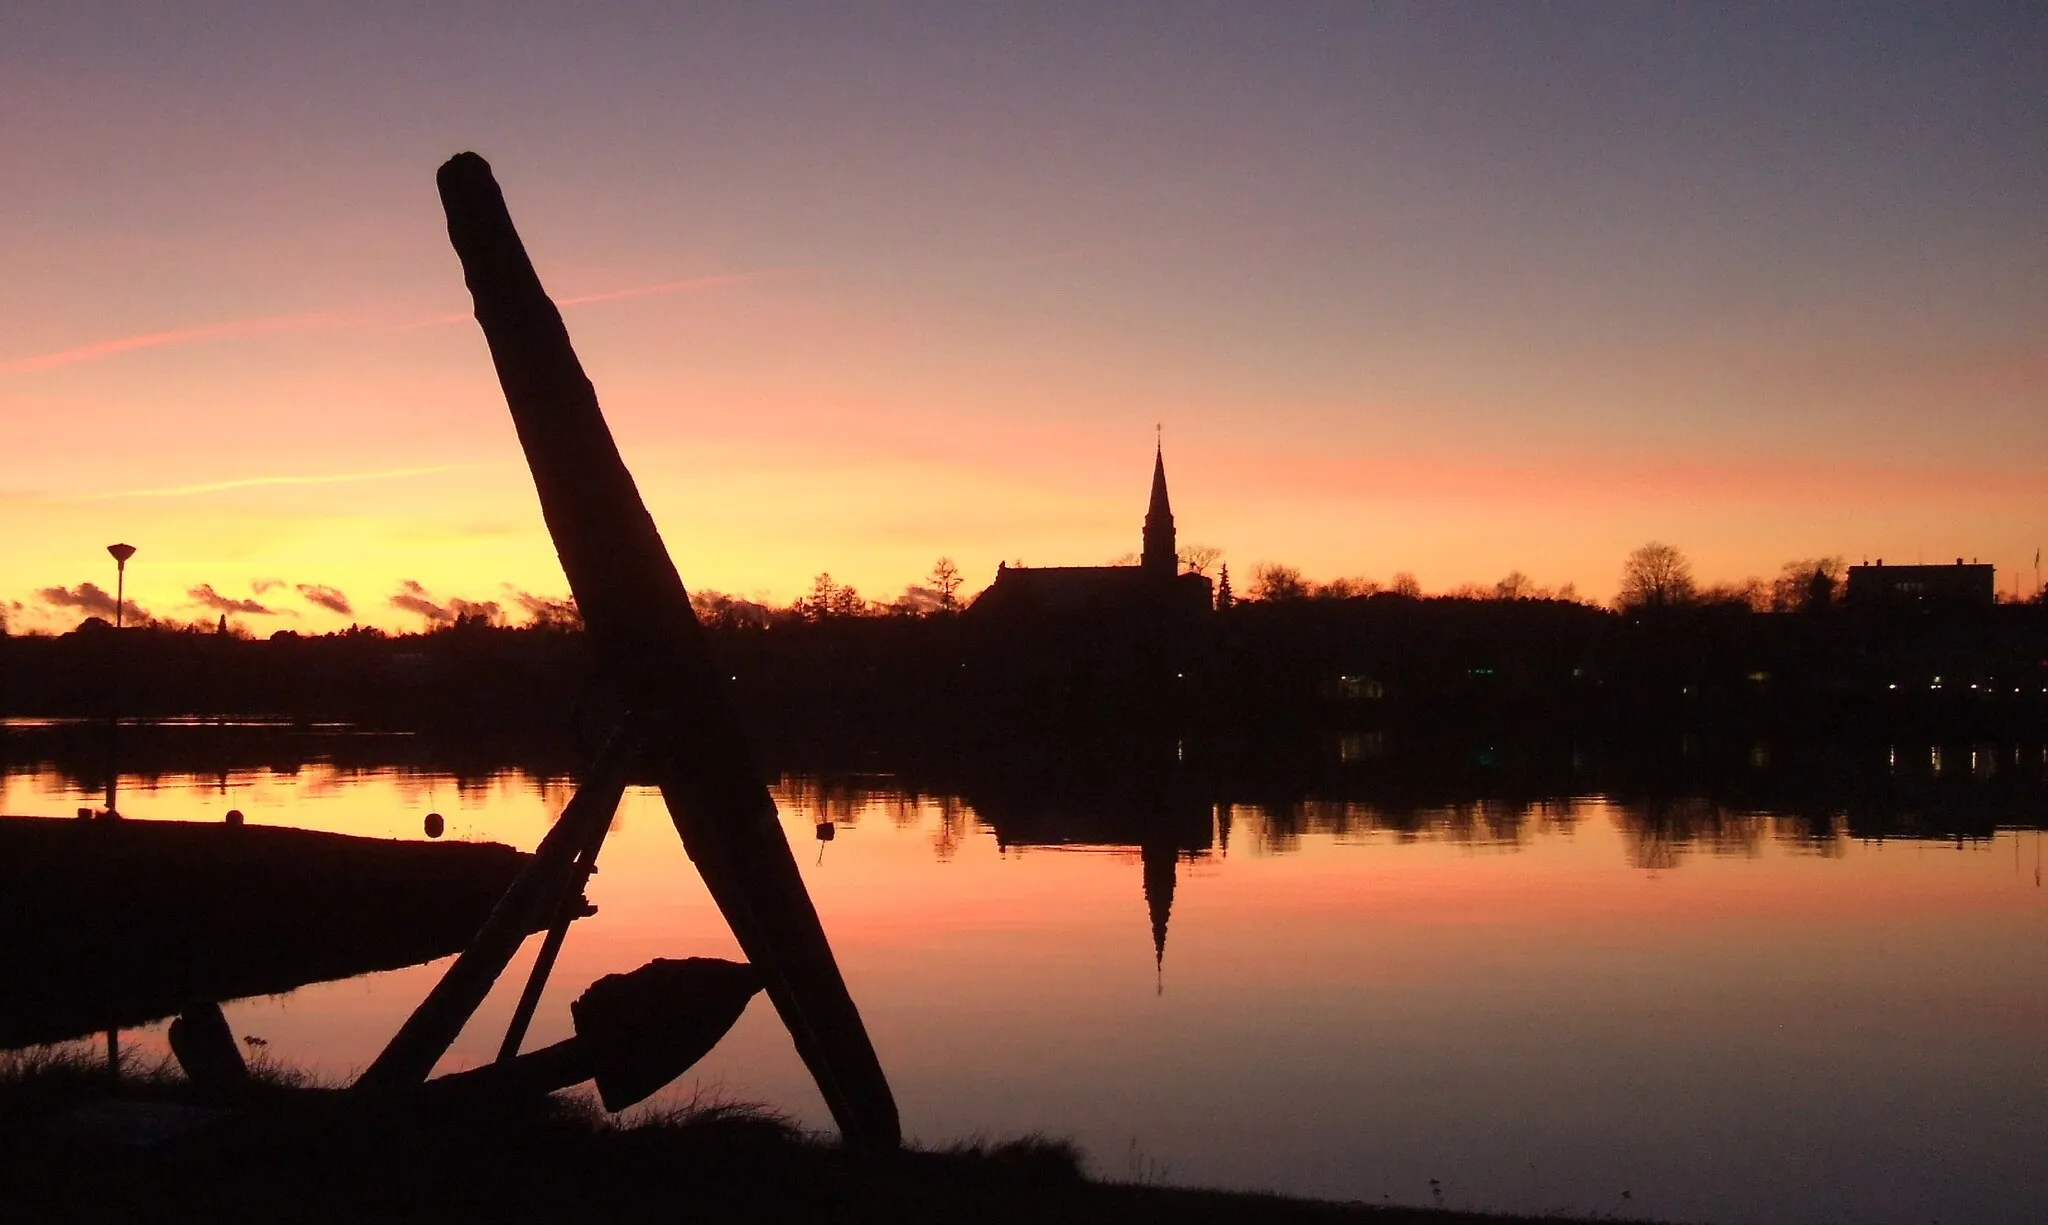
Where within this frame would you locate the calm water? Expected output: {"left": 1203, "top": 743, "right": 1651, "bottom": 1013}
{"left": 5, "top": 732, "right": 2046, "bottom": 1225}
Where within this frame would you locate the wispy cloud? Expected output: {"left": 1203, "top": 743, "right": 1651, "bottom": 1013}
{"left": 1, "top": 268, "right": 800, "bottom": 374}
{"left": 390, "top": 579, "right": 499, "bottom": 627}
{"left": 398, "top": 267, "right": 808, "bottom": 329}
{"left": 504, "top": 585, "right": 580, "bottom": 627}
{"left": 187, "top": 584, "right": 279, "bottom": 616}
{"left": 296, "top": 584, "right": 353, "bottom": 616}
{"left": 37, "top": 582, "right": 147, "bottom": 622}
{"left": 80, "top": 462, "right": 494, "bottom": 501}
{"left": 0, "top": 311, "right": 346, "bottom": 376}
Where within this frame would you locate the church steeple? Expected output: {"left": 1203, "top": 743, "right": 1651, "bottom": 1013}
{"left": 1142, "top": 437, "right": 1176, "bottom": 577}
{"left": 1142, "top": 839, "right": 1177, "bottom": 993}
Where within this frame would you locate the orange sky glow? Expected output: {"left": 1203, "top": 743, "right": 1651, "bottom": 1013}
{"left": 3, "top": 7, "right": 2042, "bottom": 632}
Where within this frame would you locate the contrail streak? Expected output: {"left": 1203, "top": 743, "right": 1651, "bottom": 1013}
{"left": 0, "top": 311, "right": 346, "bottom": 375}
{"left": 3, "top": 268, "right": 803, "bottom": 370}
{"left": 81, "top": 462, "right": 496, "bottom": 501}
{"left": 398, "top": 267, "right": 808, "bottom": 328}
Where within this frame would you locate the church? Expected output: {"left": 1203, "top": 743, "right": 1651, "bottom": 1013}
{"left": 968, "top": 443, "right": 1214, "bottom": 622}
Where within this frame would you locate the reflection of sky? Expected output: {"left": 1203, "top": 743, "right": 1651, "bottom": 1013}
{"left": 4, "top": 5, "right": 2046, "bottom": 625}
{"left": 7, "top": 762, "right": 2046, "bottom": 1223}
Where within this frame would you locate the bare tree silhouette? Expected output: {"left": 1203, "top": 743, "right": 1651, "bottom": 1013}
{"left": 1618, "top": 542, "right": 1695, "bottom": 611}
{"left": 1249, "top": 563, "right": 1308, "bottom": 601}
{"left": 1178, "top": 543, "right": 1223, "bottom": 577}
{"left": 928, "top": 558, "right": 962, "bottom": 612}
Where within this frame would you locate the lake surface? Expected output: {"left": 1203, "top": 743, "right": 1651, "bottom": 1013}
{"left": 4, "top": 723, "right": 2045, "bottom": 1225}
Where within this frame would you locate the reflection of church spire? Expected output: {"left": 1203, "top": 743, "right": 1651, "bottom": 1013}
{"left": 1142, "top": 439, "right": 1177, "bottom": 578}
{"left": 1141, "top": 839, "right": 1176, "bottom": 993}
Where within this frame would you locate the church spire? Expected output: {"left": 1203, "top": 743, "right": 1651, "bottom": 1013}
{"left": 1142, "top": 435, "right": 1176, "bottom": 577}
{"left": 1142, "top": 839, "right": 1177, "bottom": 993}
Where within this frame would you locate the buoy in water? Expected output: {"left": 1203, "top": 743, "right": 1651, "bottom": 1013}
{"left": 224, "top": 809, "right": 245, "bottom": 827}
{"left": 424, "top": 812, "right": 445, "bottom": 839}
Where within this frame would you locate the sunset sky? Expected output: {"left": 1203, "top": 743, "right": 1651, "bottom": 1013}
{"left": 3, "top": 3, "right": 2043, "bottom": 632}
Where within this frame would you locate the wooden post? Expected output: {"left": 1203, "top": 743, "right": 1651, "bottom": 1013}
{"left": 434, "top": 152, "right": 899, "bottom": 1147}
{"left": 357, "top": 723, "right": 638, "bottom": 1088}
{"left": 495, "top": 806, "right": 611, "bottom": 1063}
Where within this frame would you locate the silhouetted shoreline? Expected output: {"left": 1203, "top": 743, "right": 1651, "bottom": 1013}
{"left": 7, "top": 595, "right": 2044, "bottom": 743}
{"left": 0, "top": 1050, "right": 1647, "bottom": 1225}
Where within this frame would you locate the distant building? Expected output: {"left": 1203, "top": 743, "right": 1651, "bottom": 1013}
{"left": 1844, "top": 559, "right": 1995, "bottom": 612}
{"left": 969, "top": 443, "right": 1213, "bottom": 621}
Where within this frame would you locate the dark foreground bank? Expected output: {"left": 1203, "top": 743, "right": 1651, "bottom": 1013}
{"left": 0, "top": 816, "right": 543, "bottom": 1048}
{"left": 0, "top": 1053, "right": 1648, "bottom": 1225}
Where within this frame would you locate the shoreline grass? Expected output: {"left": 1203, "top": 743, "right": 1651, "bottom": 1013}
{"left": 1, "top": 1045, "right": 1656, "bottom": 1224}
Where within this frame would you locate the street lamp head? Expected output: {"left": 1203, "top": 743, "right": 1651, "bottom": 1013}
{"left": 106, "top": 543, "right": 137, "bottom": 567}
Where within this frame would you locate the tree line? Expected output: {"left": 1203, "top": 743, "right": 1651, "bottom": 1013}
{"left": 8, "top": 539, "right": 2037, "bottom": 642}
{"left": 1248, "top": 542, "right": 2042, "bottom": 614}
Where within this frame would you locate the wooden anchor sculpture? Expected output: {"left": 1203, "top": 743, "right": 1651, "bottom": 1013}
{"left": 175, "top": 959, "right": 763, "bottom": 1114}
{"left": 334, "top": 153, "right": 899, "bottom": 1146}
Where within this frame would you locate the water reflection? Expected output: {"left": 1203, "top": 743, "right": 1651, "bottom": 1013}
{"left": 1238, "top": 796, "right": 1584, "bottom": 853}
{"left": 3, "top": 722, "right": 2046, "bottom": 1225}
{"left": 1612, "top": 796, "right": 1765, "bottom": 870}
{"left": 7, "top": 719, "right": 2046, "bottom": 866}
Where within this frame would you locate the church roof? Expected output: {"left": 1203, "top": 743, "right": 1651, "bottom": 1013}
{"left": 970, "top": 564, "right": 1156, "bottom": 617}
{"left": 967, "top": 438, "right": 1208, "bottom": 619}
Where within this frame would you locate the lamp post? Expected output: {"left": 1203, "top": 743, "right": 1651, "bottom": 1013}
{"left": 103, "top": 544, "right": 135, "bottom": 817}
{"left": 107, "top": 543, "right": 135, "bottom": 631}
{"left": 102, "top": 543, "right": 135, "bottom": 1076}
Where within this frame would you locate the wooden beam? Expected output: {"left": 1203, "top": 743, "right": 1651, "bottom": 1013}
{"left": 357, "top": 724, "right": 637, "bottom": 1089}
{"left": 432, "top": 152, "right": 899, "bottom": 1147}
{"left": 496, "top": 800, "right": 613, "bottom": 1063}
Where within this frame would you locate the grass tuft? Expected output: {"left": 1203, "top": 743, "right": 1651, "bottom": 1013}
{"left": 931, "top": 1133, "right": 1088, "bottom": 1184}
{"left": 621, "top": 1090, "right": 805, "bottom": 1140}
